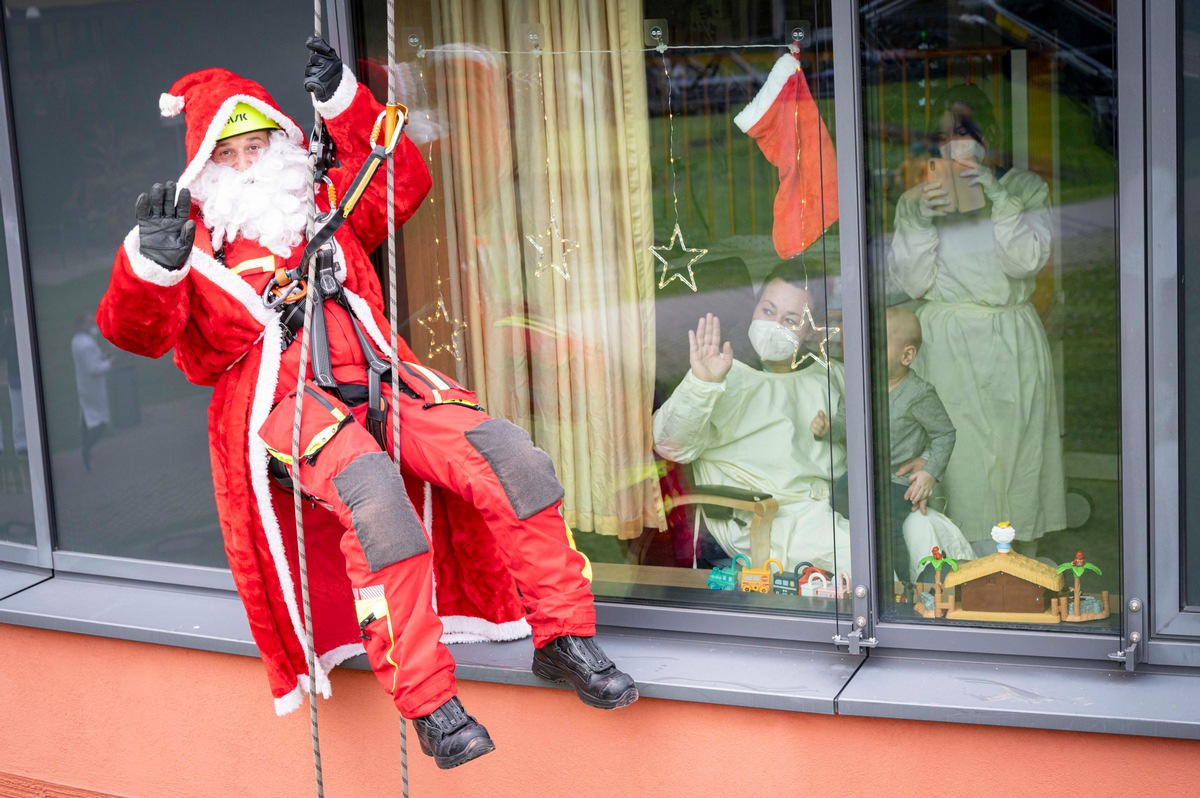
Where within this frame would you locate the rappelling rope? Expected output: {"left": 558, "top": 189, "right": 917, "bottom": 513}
{"left": 290, "top": 2, "right": 409, "bottom": 795}
{"left": 382, "top": 0, "right": 412, "bottom": 793}
{"left": 291, "top": 0, "right": 326, "bottom": 796}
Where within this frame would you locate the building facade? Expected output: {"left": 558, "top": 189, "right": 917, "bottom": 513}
{"left": 2, "top": 0, "right": 1200, "bottom": 794}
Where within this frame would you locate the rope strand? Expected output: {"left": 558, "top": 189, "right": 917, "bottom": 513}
{"left": 292, "top": 2, "right": 325, "bottom": 796}
{"left": 383, "top": 2, "right": 412, "bottom": 795}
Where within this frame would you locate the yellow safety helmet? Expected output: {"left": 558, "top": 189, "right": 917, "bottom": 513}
{"left": 218, "top": 102, "right": 280, "bottom": 141}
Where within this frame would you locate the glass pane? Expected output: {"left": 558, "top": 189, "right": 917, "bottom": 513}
{"left": 0, "top": 194, "right": 36, "bottom": 550}
{"left": 862, "top": 2, "right": 1120, "bottom": 631}
{"left": 1182, "top": 0, "right": 1200, "bottom": 608}
{"left": 1, "top": 1, "right": 314, "bottom": 566}
{"left": 358, "top": 0, "right": 851, "bottom": 618}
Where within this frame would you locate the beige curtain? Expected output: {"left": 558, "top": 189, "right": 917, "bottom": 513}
{"left": 407, "top": 0, "right": 663, "bottom": 538}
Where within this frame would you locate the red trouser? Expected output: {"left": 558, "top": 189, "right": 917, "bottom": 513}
{"left": 261, "top": 374, "right": 596, "bottom": 718}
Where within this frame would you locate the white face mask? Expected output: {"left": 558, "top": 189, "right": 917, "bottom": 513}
{"left": 748, "top": 320, "right": 801, "bottom": 364}
{"left": 942, "top": 138, "right": 985, "bottom": 163}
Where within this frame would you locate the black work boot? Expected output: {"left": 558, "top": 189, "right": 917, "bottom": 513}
{"left": 532, "top": 635, "right": 639, "bottom": 710}
{"left": 411, "top": 696, "right": 495, "bottom": 769}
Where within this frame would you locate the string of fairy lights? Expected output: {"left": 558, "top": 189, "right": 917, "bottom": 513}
{"left": 409, "top": 50, "right": 467, "bottom": 361}
{"left": 784, "top": 54, "right": 839, "bottom": 370}
{"left": 647, "top": 42, "right": 708, "bottom": 292}
{"left": 523, "top": 29, "right": 580, "bottom": 282}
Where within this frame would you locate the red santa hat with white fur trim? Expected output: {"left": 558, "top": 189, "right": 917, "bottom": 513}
{"left": 159, "top": 68, "right": 307, "bottom": 188}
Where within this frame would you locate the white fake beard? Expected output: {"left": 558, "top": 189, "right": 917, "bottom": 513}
{"left": 189, "top": 131, "right": 311, "bottom": 257}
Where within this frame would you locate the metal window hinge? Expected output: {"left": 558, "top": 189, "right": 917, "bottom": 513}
{"left": 833, "top": 629, "right": 878, "bottom": 655}
{"left": 1108, "top": 637, "right": 1139, "bottom": 672}
{"left": 1108, "top": 599, "right": 1144, "bottom": 672}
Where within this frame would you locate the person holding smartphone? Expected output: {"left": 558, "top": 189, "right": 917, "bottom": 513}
{"left": 887, "top": 84, "right": 1066, "bottom": 559}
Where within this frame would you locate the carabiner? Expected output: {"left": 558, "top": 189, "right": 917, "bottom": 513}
{"left": 370, "top": 103, "right": 409, "bottom": 156}
{"left": 262, "top": 275, "right": 307, "bottom": 310}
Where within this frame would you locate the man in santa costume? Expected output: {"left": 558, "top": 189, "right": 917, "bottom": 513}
{"left": 98, "top": 38, "right": 636, "bottom": 770}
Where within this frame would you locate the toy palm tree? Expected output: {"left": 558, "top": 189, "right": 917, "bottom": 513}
{"left": 918, "top": 546, "right": 958, "bottom": 618}
{"left": 1057, "top": 550, "right": 1102, "bottom": 616}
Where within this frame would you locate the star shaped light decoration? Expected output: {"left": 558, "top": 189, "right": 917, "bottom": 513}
{"left": 790, "top": 304, "right": 841, "bottom": 370}
{"left": 650, "top": 223, "right": 709, "bottom": 292}
{"left": 417, "top": 291, "right": 468, "bottom": 361}
{"left": 525, "top": 215, "right": 578, "bottom": 281}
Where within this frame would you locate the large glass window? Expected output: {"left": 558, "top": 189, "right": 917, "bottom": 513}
{"left": 0, "top": 193, "right": 35, "bottom": 551}
{"left": 861, "top": 1, "right": 1120, "bottom": 631}
{"left": 1, "top": 1, "right": 315, "bottom": 567}
{"left": 356, "top": 0, "right": 851, "bottom": 620}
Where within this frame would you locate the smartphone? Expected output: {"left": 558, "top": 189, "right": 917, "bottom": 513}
{"left": 927, "top": 157, "right": 986, "bottom": 214}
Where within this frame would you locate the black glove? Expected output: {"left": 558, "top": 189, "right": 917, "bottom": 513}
{"left": 304, "top": 36, "right": 343, "bottom": 102}
{"left": 135, "top": 182, "right": 195, "bottom": 271}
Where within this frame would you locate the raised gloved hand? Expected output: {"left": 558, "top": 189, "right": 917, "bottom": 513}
{"left": 914, "top": 182, "right": 951, "bottom": 222}
{"left": 958, "top": 158, "right": 1015, "bottom": 212}
{"left": 136, "top": 182, "right": 195, "bottom": 271}
{"left": 304, "top": 36, "right": 343, "bottom": 101}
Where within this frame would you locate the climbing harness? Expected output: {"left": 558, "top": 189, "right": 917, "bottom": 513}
{"left": 271, "top": 104, "right": 407, "bottom": 288}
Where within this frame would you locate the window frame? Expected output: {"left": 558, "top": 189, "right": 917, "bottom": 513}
{"left": 0, "top": 3, "right": 52, "bottom": 576}
{"left": 1148, "top": 0, "right": 1200, "bottom": 657}
{"left": 835, "top": 0, "right": 1145, "bottom": 665}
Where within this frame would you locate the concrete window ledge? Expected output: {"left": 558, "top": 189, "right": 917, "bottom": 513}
{"left": 2, "top": 572, "right": 1199, "bottom": 740}
{"left": 838, "top": 650, "right": 1200, "bottom": 739}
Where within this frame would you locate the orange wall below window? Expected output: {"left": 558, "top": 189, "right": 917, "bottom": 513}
{"left": 2, "top": 624, "right": 1197, "bottom": 798}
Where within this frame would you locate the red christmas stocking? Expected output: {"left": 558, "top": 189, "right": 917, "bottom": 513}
{"left": 734, "top": 54, "right": 839, "bottom": 260}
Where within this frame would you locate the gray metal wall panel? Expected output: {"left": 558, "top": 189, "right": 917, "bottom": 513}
{"left": 0, "top": 575, "right": 255, "bottom": 657}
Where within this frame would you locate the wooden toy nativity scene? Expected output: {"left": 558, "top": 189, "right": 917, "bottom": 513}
{"left": 704, "top": 519, "right": 1110, "bottom": 626}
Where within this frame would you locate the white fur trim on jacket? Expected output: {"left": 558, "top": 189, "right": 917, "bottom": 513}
{"left": 274, "top": 682, "right": 304, "bottom": 716}
{"left": 187, "top": 246, "right": 275, "bottom": 327}
{"left": 734, "top": 54, "right": 802, "bottom": 134}
{"left": 177, "top": 94, "right": 306, "bottom": 189}
{"left": 440, "top": 615, "right": 532, "bottom": 644}
{"left": 247, "top": 320, "right": 312, "bottom": 699}
{"left": 318, "top": 642, "right": 366, "bottom": 674}
{"left": 313, "top": 65, "right": 358, "bottom": 120}
{"left": 424, "top": 481, "right": 436, "bottom": 613}
{"left": 122, "top": 227, "right": 191, "bottom": 286}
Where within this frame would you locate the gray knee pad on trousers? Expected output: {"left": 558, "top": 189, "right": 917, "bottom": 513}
{"left": 333, "top": 451, "right": 429, "bottom": 571}
{"left": 464, "top": 418, "right": 565, "bottom": 520}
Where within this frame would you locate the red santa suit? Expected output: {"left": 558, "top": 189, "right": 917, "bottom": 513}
{"left": 734, "top": 53, "right": 839, "bottom": 260}
{"left": 98, "top": 66, "right": 596, "bottom": 717}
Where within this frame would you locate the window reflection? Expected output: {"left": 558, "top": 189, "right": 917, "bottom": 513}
{"left": 360, "top": 0, "right": 849, "bottom": 613}
{"left": 2, "top": 0, "right": 313, "bottom": 566}
{"left": 863, "top": 1, "right": 1120, "bottom": 630}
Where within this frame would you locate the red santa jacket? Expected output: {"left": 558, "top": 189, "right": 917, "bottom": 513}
{"left": 98, "top": 72, "right": 529, "bottom": 715}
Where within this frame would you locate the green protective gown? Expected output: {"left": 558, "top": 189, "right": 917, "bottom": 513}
{"left": 652, "top": 360, "right": 852, "bottom": 574}
{"left": 888, "top": 168, "right": 1067, "bottom": 544}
